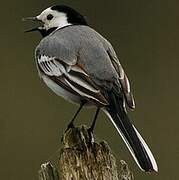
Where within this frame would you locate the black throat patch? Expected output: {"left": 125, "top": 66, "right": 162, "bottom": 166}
{"left": 38, "top": 27, "right": 58, "bottom": 37}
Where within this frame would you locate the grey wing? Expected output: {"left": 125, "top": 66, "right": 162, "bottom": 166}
{"left": 106, "top": 43, "right": 135, "bottom": 109}
{"left": 35, "top": 38, "right": 108, "bottom": 106}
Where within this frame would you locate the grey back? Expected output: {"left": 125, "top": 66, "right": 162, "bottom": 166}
{"left": 36, "top": 25, "right": 119, "bottom": 89}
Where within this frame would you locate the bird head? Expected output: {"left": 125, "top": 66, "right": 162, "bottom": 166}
{"left": 23, "top": 5, "right": 88, "bottom": 37}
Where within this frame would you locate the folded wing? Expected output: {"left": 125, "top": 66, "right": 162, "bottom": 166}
{"left": 36, "top": 53, "right": 108, "bottom": 106}
{"left": 106, "top": 47, "right": 135, "bottom": 109}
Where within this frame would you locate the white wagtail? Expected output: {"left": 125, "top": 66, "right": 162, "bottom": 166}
{"left": 23, "top": 5, "right": 158, "bottom": 172}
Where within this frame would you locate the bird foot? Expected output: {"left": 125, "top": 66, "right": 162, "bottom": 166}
{"left": 65, "top": 122, "right": 74, "bottom": 132}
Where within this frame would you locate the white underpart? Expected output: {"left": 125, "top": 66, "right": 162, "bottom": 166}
{"left": 42, "top": 75, "right": 81, "bottom": 104}
{"left": 103, "top": 109, "right": 158, "bottom": 172}
{"left": 36, "top": 7, "right": 71, "bottom": 29}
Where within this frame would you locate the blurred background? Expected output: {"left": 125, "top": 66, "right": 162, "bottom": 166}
{"left": 0, "top": 0, "right": 178, "bottom": 179}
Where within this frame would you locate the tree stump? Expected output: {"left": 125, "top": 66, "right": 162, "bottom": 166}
{"left": 38, "top": 125, "right": 134, "bottom": 180}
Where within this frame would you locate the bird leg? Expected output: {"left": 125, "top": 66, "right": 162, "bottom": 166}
{"left": 88, "top": 107, "right": 100, "bottom": 142}
{"left": 67, "top": 101, "right": 86, "bottom": 130}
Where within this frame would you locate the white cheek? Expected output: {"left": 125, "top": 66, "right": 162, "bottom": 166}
{"left": 37, "top": 10, "right": 72, "bottom": 29}
{"left": 44, "top": 21, "right": 51, "bottom": 29}
{"left": 48, "top": 16, "right": 71, "bottom": 29}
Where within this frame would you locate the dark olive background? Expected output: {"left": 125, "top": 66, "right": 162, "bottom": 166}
{"left": 0, "top": 0, "right": 178, "bottom": 179}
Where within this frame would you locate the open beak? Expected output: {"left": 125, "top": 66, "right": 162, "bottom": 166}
{"left": 22, "top": 16, "right": 43, "bottom": 33}
{"left": 24, "top": 27, "right": 40, "bottom": 33}
{"left": 22, "top": 16, "right": 40, "bottom": 22}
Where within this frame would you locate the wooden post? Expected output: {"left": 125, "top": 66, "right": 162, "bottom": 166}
{"left": 38, "top": 126, "right": 134, "bottom": 180}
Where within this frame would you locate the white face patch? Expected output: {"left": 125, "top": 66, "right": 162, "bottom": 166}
{"left": 36, "top": 7, "right": 71, "bottom": 30}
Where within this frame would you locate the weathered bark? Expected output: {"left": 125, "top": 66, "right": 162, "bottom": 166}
{"left": 38, "top": 125, "right": 134, "bottom": 180}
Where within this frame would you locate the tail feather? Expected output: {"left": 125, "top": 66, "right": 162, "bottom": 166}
{"left": 104, "top": 92, "right": 158, "bottom": 172}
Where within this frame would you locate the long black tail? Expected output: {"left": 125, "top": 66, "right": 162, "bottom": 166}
{"left": 104, "top": 92, "right": 158, "bottom": 172}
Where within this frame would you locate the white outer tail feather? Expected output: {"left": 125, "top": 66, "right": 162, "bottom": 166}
{"left": 133, "top": 125, "right": 158, "bottom": 172}
{"left": 103, "top": 109, "right": 158, "bottom": 172}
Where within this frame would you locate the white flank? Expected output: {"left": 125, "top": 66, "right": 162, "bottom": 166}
{"left": 42, "top": 75, "right": 81, "bottom": 104}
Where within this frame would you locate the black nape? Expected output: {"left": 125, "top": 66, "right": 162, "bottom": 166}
{"left": 51, "top": 5, "right": 88, "bottom": 26}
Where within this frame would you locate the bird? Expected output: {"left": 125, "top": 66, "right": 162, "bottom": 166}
{"left": 23, "top": 5, "right": 158, "bottom": 172}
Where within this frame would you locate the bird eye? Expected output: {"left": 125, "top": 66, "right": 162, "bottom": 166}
{"left": 47, "top": 14, "right": 54, "bottom": 20}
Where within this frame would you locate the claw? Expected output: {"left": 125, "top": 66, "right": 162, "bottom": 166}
{"left": 65, "top": 122, "right": 74, "bottom": 132}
